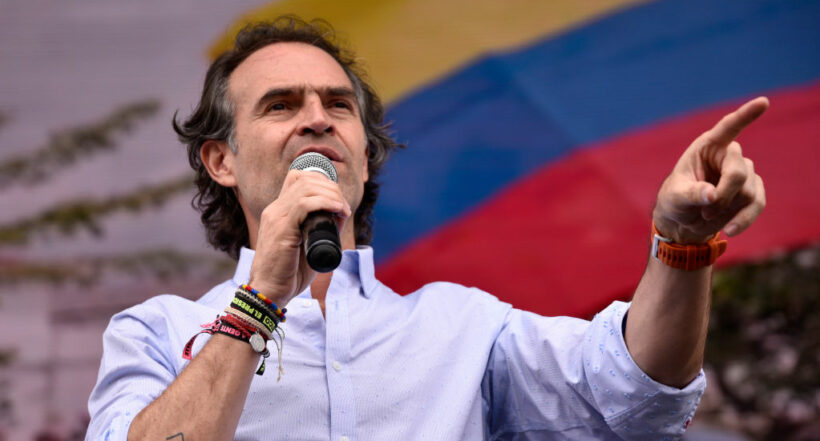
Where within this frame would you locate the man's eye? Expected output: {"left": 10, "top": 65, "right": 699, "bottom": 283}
{"left": 332, "top": 101, "right": 352, "bottom": 110}
{"left": 267, "top": 103, "right": 286, "bottom": 112}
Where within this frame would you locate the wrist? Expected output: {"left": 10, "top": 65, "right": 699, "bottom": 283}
{"left": 651, "top": 212, "right": 714, "bottom": 245}
{"left": 245, "top": 279, "right": 291, "bottom": 307}
{"left": 650, "top": 220, "right": 727, "bottom": 271}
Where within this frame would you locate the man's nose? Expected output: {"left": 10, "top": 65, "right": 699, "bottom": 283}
{"left": 298, "top": 98, "right": 334, "bottom": 136}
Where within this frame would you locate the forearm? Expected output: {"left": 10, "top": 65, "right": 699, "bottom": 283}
{"left": 625, "top": 257, "right": 712, "bottom": 388}
{"left": 128, "top": 334, "right": 259, "bottom": 441}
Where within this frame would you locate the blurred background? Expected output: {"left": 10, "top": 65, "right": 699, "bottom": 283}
{"left": 0, "top": 1, "right": 818, "bottom": 440}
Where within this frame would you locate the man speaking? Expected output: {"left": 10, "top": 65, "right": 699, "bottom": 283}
{"left": 85, "top": 16, "right": 768, "bottom": 441}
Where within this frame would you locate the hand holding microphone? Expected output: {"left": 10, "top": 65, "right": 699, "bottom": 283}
{"left": 247, "top": 152, "right": 350, "bottom": 307}
{"left": 289, "top": 152, "right": 343, "bottom": 273}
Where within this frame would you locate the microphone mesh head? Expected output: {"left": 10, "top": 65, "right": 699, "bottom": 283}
{"left": 289, "top": 152, "right": 338, "bottom": 182}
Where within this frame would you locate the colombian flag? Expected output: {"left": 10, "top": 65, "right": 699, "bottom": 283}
{"left": 214, "top": 0, "right": 820, "bottom": 318}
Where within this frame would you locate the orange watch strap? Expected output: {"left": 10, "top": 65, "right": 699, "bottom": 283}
{"left": 650, "top": 221, "right": 728, "bottom": 271}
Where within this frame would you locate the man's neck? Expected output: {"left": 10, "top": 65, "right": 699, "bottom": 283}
{"left": 310, "top": 273, "right": 332, "bottom": 317}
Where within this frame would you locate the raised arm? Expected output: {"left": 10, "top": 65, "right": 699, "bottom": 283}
{"left": 625, "top": 97, "right": 769, "bottom": 388}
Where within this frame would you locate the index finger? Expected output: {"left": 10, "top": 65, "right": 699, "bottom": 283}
{"left": 701, "top": 96, "right": 769, "bottom": 147}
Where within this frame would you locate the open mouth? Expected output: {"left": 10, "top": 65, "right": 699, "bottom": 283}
{"left": 294, "top": 146, "right": 343, "bottom": 163}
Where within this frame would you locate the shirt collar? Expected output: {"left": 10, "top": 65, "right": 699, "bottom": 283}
{"left": 232, "top": 246, "right": 378, "bottom": 298}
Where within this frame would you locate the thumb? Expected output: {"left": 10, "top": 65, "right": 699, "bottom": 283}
{"left": 685, "top": 181, "right": 716, "bottom": 207}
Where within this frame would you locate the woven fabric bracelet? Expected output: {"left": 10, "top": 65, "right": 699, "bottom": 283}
{"left": 224, "top": 307, "right": 286, "bottom": 380}
{"left": 218, "top": 314, "right": 255, "bottom": 340}
{"left": 225, "top": 307, "right": 274, "bottom": 340}
{"left": 219, "top": 314, "right": 271, "bottom": 377}
{"left": 182, "top": 316, "right": 267, "bottom": 375}
{"left": 182, "top": 315, "right": 257, "bottom": 352}
{"left": 236, "top": 290, "right": 287, "bottom": 326}
{"left": 228, "top": 296, "right": 279, "bottom": 336}
{"left": 183, "top": 316, "right": 222, "bottom": 360}
{"left": 213, "top": 318, "right": 252, "bottom": 342}
{"left": 239, "top": 284, "right": 287, "bottom": 322}
{"left": 229, "top": 293, "right": 279, "bottom": 332}
{"left": 235, "top": 287, "right": 283, "bottom": 320}
{"left": 233, "top": 290, "right": 281, "bottom": 330}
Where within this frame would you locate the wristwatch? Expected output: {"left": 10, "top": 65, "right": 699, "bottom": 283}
{"left": 248, "top": 331, "right": 270, "bottom": 376}
{"left": 249, "top": 332, "right": 269, "bottom": 357}
{"left": 651, "top": 221, "right": 727, "bottom": 271}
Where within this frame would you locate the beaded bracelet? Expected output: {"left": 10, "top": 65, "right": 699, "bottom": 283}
{"left": 240, "top": 284, "right": 287, "bottom": 322}
{"left": 229, "top": 294, "right": 281, "bottom": 335}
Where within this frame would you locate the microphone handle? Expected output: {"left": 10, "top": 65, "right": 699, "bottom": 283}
{"left": 302, "top": 211, "right": 342, "bottom": 273}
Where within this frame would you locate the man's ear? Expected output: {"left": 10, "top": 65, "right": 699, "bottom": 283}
{"left": 201, "top": 140, "right": 238, "bottom": 187}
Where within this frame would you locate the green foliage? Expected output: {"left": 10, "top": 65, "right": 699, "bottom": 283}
{"left": 0, "top": 100, "right": 234, "bottom": 287}
{"left": 0, "top": 100, "right": 235, "bottom": 440}
{"left": 0, "top": 248, "right": 234, "bottom": 286}
{"left": 0, "top": 175, "right": 192, "bottom": 245}
{"left": 0, "top": 349, "right": 14, "bottom": 428}
{"left": 0, "top": 100, "right": 160, "bottom": 190}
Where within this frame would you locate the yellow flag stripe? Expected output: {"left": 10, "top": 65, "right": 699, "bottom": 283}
{"left": 209, "top": 0, "right": 647, "bottom": 104}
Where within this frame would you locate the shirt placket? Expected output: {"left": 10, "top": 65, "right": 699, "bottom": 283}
{"left": 324, "top": 271, "right": 358, "bottom": 441}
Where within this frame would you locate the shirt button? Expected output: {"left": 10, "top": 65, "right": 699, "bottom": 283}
{"left": 301, "top": 299, "right": 312, "bottom": 308}
{"left": 340, "top": 437, "right": 350, "bottom": 441}
{"left": 332, "top": 361, "right": 343, "bottom": 372}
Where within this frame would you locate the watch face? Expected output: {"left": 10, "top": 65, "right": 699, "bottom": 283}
{"left": 249, "top": 333, "right": 266, "bottom": 353}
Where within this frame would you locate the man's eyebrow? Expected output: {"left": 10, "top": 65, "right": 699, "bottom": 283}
{"left": 254, "top": 87, "right": 302, "bottom": 113}
{"left": 253, "top": 86, "right": 356, "bottom": 113}
{"left": 324, "top": 87, "right": 356, "bottom": 98}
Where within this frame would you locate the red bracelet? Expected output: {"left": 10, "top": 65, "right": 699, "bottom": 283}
{"left": 182, "top": 315, "right": 270, "bottom": 376}
{"left": 221, "top": 313, "right": 260, "bottom": 338}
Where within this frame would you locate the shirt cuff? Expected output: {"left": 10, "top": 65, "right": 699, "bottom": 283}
{"left": 85, "top": 406, "right": 139, "bottom": 441}
{"left": 583, "top": 301, "right": 706, "bottom": 441}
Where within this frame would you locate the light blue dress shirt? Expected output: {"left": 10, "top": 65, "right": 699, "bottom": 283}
{"left": 86, "top": 247, "right": 705, "bottom": 441}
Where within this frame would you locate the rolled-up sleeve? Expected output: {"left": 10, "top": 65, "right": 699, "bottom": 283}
{"left": 484, "top": 301, "right": 705, "bottom": 440}
{"left": 85, "top": 301, "right": 180, "bottom": 441}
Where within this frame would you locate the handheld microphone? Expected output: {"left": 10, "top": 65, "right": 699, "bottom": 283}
{"left": 288, "top": 152, "right": 342, "bottom": 273}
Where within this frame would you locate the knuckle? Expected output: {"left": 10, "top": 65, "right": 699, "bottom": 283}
{"left": 738, "top": 189, "right": 755, "bottom": 205}
{"left": 744, "top": 157, "right": 754, "bottom": 173}
{"left": 284, "top": 170, "right": 303, "bottom": 185}
{"left": 702, "top": 132, "right": 721, "bottom": 146}
{"left": 296, "top": 194, "right": 316, "bottom": 209}
{"left": 260, "top": 203, "right": 282, "bottom": 224}
{"left": 727, "top": 168, "right": 747, "bottom": 185}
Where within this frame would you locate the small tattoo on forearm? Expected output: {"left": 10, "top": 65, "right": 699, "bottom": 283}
{"left": 166, "top": 433, "right": 185, "bottom": 441}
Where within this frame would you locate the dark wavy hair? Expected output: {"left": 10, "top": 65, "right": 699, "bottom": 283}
{"left": 173, "top": 16, "right": 403, "bottom": 259}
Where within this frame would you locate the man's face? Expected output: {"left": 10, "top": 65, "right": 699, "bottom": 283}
{"left": 226, "top": 42, "right": 369, "bottom": 220}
